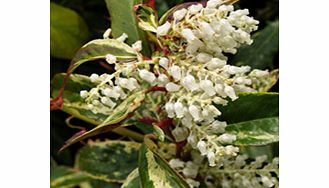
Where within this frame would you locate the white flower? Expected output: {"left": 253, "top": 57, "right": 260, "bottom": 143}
{"left": 158, "top": 74, "right": 169, "bottom": 85}
{"left": 227, "top": 66, "right": 250, "bottom": 74}
{"left": 116, "top": 33, "right": 128, "bottom": 42}
{"left": 206, "top": 105, "right": 222, "bottom": 116}
{"left": 197, "top": 140, "right": 207, "bottom": 155}
{"left": 209, "top": 120, "right": 227, "bottom": 134}
{"left": 196, "top": 53, "right": 213, "bottom": 63}
{"left": 157, "top": 21, "right": 171, "bottom": 36}
{"left": 224, "top": 85, "right": 238, "bottom": 101}
{"left": 92, "top": 99, "right": 100, "bottom": 106}
{"left": 182, "top": 109, "right": 193, "bottom": 128}
{"left": 100, "top": 97, "right": 116, "bottom": 108}
{"left": 181, "top": 74, "right": 199, "bottom": 91}
{"left": 139, "top": 69, "right": 156, "bottom": 84}
{"left": 169, "top": 65, "right": 182, "bottom": 81}
{"left": 200, "top": 80, "right": 216, "bottom": 96}
{"left": 199, "top": 21, "right": 215, "bottom": 38}
{"left": 165, "top": 82, "right": 181, "bottom": 92}
{"left": 90, "top": 73, "right": 99, "bottom": 83}
{"left": 250, "top": 69, "right": 269, "bottom": 77}
{"left": 261, "top": 176, "right": 274, "bottom": 187}
{"left": 172, "top": 126, "right": 189, "bottom": 142}
{"left": 103, "top": 28, "right": 111, "bottom": 39}
{"left": 182, "top": 161, "right": 199, "bottom": 178}
{"left": 218, "top": 133, "right": 236, "bottom": 144}
{"left": 206, "top": 0, "right": 223, "bottom": 8}
{"left": 188, "top": 4, "right": 203, "bottom": 15}
{"left": 105, "top": 54, "right": 117, "bottom": 64}
{"left": 207, "top": 151, "right": 216, "bottom": 167}
{"left": 186, "top": 178, "right": 200, "bottom": 188}
{"left": 113, "top": 86, "right": 127, "bottom": 99}
{"left": 159, "top": 57, "right": 169, "bottom": 70}
{"left": 132, "top": 40, "right": 142, "bottom": 51}
{"left": 165, "top": 102, "right": 175, "bottom": 118}
{"left": 224, "top": 145, "right": 239, "bottom": 155}
{"left": 181, "top": 29, "right": 196, "bottom": 42}
{"left": 173, "top": 8, "right": 187, "bottom": 21}
{"left": 186, "top": 39, "right": 203, "bottom": 55}
{"left": 103, "top": 88, "right": 120, "bottom": 100}
{"left": 187, "top": 134, "right": 198, "bottom": 148}
{"left": 206, "top": 58, "right": 226, "bottom": 70}
{"left": 169, "top": 159, "right": 185, "bottom": 169}
{"left": 80, "top": 90, "right": 88, "bottom": 99}
{"left": 174, "top": 101, "right": 185, "bottom": 118}
{"left": 214, "top": 83, "right": 226, "bottom": 96}
{"left": 188, "top": 105, "right": 202, "bottom": 121}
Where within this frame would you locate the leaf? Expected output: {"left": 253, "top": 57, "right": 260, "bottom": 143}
{"left": 120, "top": 169, "right": 141, "bottom": 188}
{"left": 75, "top": 141, "right": 141, "bottom": 183}
{"left": 216, "top": 92, "right": 279, "bottom": 124}
{"left": 226, "top": 117, "right": 279, "bottom": 146}
{"left": 230, "top": 20, "right": 279, "bottom": 69}
{"left": 50, "top": 2, "right": 90, "bottom": 59}
{"left": 136, "top": 5, "right": 158, "bottom": 33}
{"left": 138, "top": 144, "right": 189, "bottom": 188}
{"left": 105, "top": 0, "right": 151, "bottom": 56}
{"left": 80, "top": 180, "right": 121, "bottom": 188}
{"left": 51, "top": 73, "right": 108, "bottom": 124}
{"left": 51, "top": 166, "right": 90, "bottom": 188}
{"left": 59, "top": 88, "right": 146, "bottom": 151}
{"left": 70, "top": 39, "right": 137, "bottom": 73}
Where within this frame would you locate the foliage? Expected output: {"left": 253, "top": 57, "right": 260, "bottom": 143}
{"left": 50, "top": 0, "right": 279, "bottom": 187}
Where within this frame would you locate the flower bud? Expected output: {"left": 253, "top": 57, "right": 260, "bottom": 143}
{"left": 139, "top": 69, "right": 156, "bottom": 84}
{"left": 173, "top": 8, "right": 187, "bottom": 21}
{"left": 218, "top": 133, "right": 236, "bottom": 144}
{"left": 116, "top": 33, "right": 128, "bottom": 42}
{"left": 200, "top": 80, "right": 216, "bottom": 96}
{"left": 132, "top": 40, "right": 142, "bottom": 51}
{"left": 165, "top": 82, "right": 181, "bottom": 92}
{"left": 207, "top": 151, "right": 216, "bottom": 167}
{"left": 169, "top": 159, "right": 185, "bottom": 169}
{"left": 159, "top": 57, "right": 169, "bottom": 70}
{"left": 174, "top": 101, "right": 185, "bottom": 118}
{"left": 169, "top": 65, "right": 182, "bottom": 81}
{"left": 172, "top": 126, "right": 189, "bottom": 142}
{"left": 197, "top": 140, "right": 207, "bottom": 155}
{"left": 80, "top": 90, "right": 88, "bottom": 99}
{"left": 157, "top": 21, "right": 171, "bottom": 36}
{"left": 90, "top": 73, "right": 99, "bottom": 83}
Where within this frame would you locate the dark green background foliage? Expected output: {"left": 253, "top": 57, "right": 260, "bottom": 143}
{"left": 50, "top": 0, "right": 278, "bottom": 176}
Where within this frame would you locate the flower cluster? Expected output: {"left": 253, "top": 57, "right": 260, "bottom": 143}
{"left": 169, "top": 153, "right": 279, "bottom": 188}
{"left": 80, "top": 0, "right": 273, "bottom": 171}
{"left": 157, "top": 0, "right": 259, "bottom": 58}
{"left": 156, "top": 1, "right": 265, "bottom": 167}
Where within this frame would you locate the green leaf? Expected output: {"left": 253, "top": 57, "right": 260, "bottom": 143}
{"left": 59, "top": 89, "right": 146, "bottom": 151}
{"left": 136, "top": 5, "right": 158, "bottom": 33}
{"left": 70, "top": 39, "right": 137, "bottom": 73}
{"left": 50, "top": 2, "right": 90, "bottom": 59}
{"left": 51, "top": 73, "right": 108, "bottom": 124}
{"left": 120, "top": 169, "right": 141, "bottom": 188}
{"left": 80, "top": 180, "right": 120, "bottom": 188}
{"left": 138, "top": 144, "right": 189, "bottom": 188}
{"left": 230, "top": 20, "right": 279, "bottom": 69}
{"left": 216, "top": 92, "right": 279, "bottom": 124}
{"left": 105, "top": 0, "right": 151, "bottom": 56}
{"left": 226, "top": 117, "right": 279, "bottom": 146}
{"left": 51, "top": 166, "right": 90, "bottom": 188}
{"left": 75, "top": 141, "right": 141, "bottom": 183}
